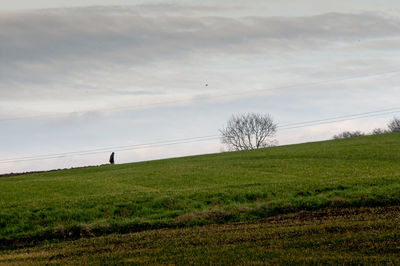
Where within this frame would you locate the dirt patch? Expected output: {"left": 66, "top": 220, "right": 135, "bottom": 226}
{"left": 175, "top": 209, "right": 234, "bottom": 224}
{"left": 2, "top": 206, "right": 400, "bottom": 265}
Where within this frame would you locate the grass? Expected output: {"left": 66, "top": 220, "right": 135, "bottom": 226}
{"left": 1, "top": 206, "right": 399, "bottom": 264}
{"left": 1, "top": 133, "right": 400, "bottom": 249}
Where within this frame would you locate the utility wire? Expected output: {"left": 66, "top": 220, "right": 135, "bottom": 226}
{"left": 277, "top": 107, "right": 400, "bottom": 128}
{"left": 1, "top": 68, "right": 399, "bottom": 122}
{"left": 1, "top": 107, "right": 399, "bottom": 164}
{"left": 278, "top": 108, "right": 400, "bottom": 130}
{"left": 0, "top": 135, "right": 219, "bottom": 163}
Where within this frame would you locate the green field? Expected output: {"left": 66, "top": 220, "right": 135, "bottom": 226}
{"left": 1, "top": 133, "right": 400, "bottom": 263}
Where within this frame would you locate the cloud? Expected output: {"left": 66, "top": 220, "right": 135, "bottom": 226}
{"left": 0, "top": 6, "right": 399, "bottom": 117}
{"left": 1, "top": 8, "right": 399, "bottom": 71}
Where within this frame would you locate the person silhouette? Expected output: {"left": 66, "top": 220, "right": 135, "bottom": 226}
{"left": 109, "top": 152, "right": 115, "bottom": 164}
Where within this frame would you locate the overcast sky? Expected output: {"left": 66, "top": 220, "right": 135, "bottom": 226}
{"left": 1, "top": 1, "right": 400, "bottom": 174}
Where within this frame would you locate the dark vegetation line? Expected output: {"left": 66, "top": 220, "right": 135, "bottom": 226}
{"left": 1, "top": 68, "right": 399, "bottom": 122}
{"left": 0, "top": 165, "right": 105, "bottom": 178}
{"left": 1, "top": 107, "right": 399, "bottom": 165}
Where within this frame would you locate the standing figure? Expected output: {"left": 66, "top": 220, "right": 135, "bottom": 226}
{"left": 109, "top": 152, "right": 115, "bottom": 164}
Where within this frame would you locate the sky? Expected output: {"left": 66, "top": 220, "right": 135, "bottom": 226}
{"left": 1, "top": 1, "right": 400, "bottom": 174}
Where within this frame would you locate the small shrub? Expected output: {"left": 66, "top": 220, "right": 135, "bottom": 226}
{"left": 328, "top": 197, "right": 348, "bottom": 207}
{"left": 153, "top": 196, "right": 175, "bottom": 209}
{"left": 388, "top": 117, "right": 400, "bottom": 132}
{"left": 295, "top": 191, "right": 311, "bottom": 197}
{"left": 175, "top": 209, "right": 234, "bottom": 225}
{"left": 333, "top": 131, "right": 365, "bottom": 139}
{"left": 371, "top": 128, "right": 388, "bottom": 135}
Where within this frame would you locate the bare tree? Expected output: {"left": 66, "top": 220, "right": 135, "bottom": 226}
{"left": 333, "top": 130, "right": 365, "bottom": 139}
{"left": 371, "top": 128, "right": 388, "bottom": 135}
{"left": 220, "top": 113, "right": 277, "bottom": 151}
{"left": 388, "top": 117, "right": 400, "bottom": 132}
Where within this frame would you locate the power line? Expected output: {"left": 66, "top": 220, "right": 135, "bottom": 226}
{"left": 278, "top": 108, "right": 400, "bottom": 130}
{"left": 0, "top": 135, "right": 219, "bottom": 164}
{"left": 1, "top": 107, "right": 398, "bottom": 164}
{"left": 277, "top": 107, "right": 400, "bottom": 128}
{"left": 1, "top": 68, "right": 399, "bottom": 122}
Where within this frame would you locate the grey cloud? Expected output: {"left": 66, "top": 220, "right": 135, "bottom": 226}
{"left": 1, "top": 9, "right": 399, "bottom": 65}
{"left": 0, "top": 7, "right": 399, "bottom": 102}
{"left": 113, "top": 89, "right": 163, "bottom": 96}
{"left": 61, "top": 4, "right": 232, "bottom": 15}
{"left": 249, "top": 12, "right": 400, "bottom": 40}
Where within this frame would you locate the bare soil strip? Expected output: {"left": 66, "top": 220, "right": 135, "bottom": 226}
{"left": 1, "top": 206, "right": 399, "bottom": 265}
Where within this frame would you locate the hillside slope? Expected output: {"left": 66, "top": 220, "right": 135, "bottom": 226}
{"left": 1, "top": 133, "right": 400, "bottom": 248}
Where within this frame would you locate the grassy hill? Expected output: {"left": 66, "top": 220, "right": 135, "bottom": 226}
{"left": 1, "top": 133, "right": 400, "bottom": 253}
